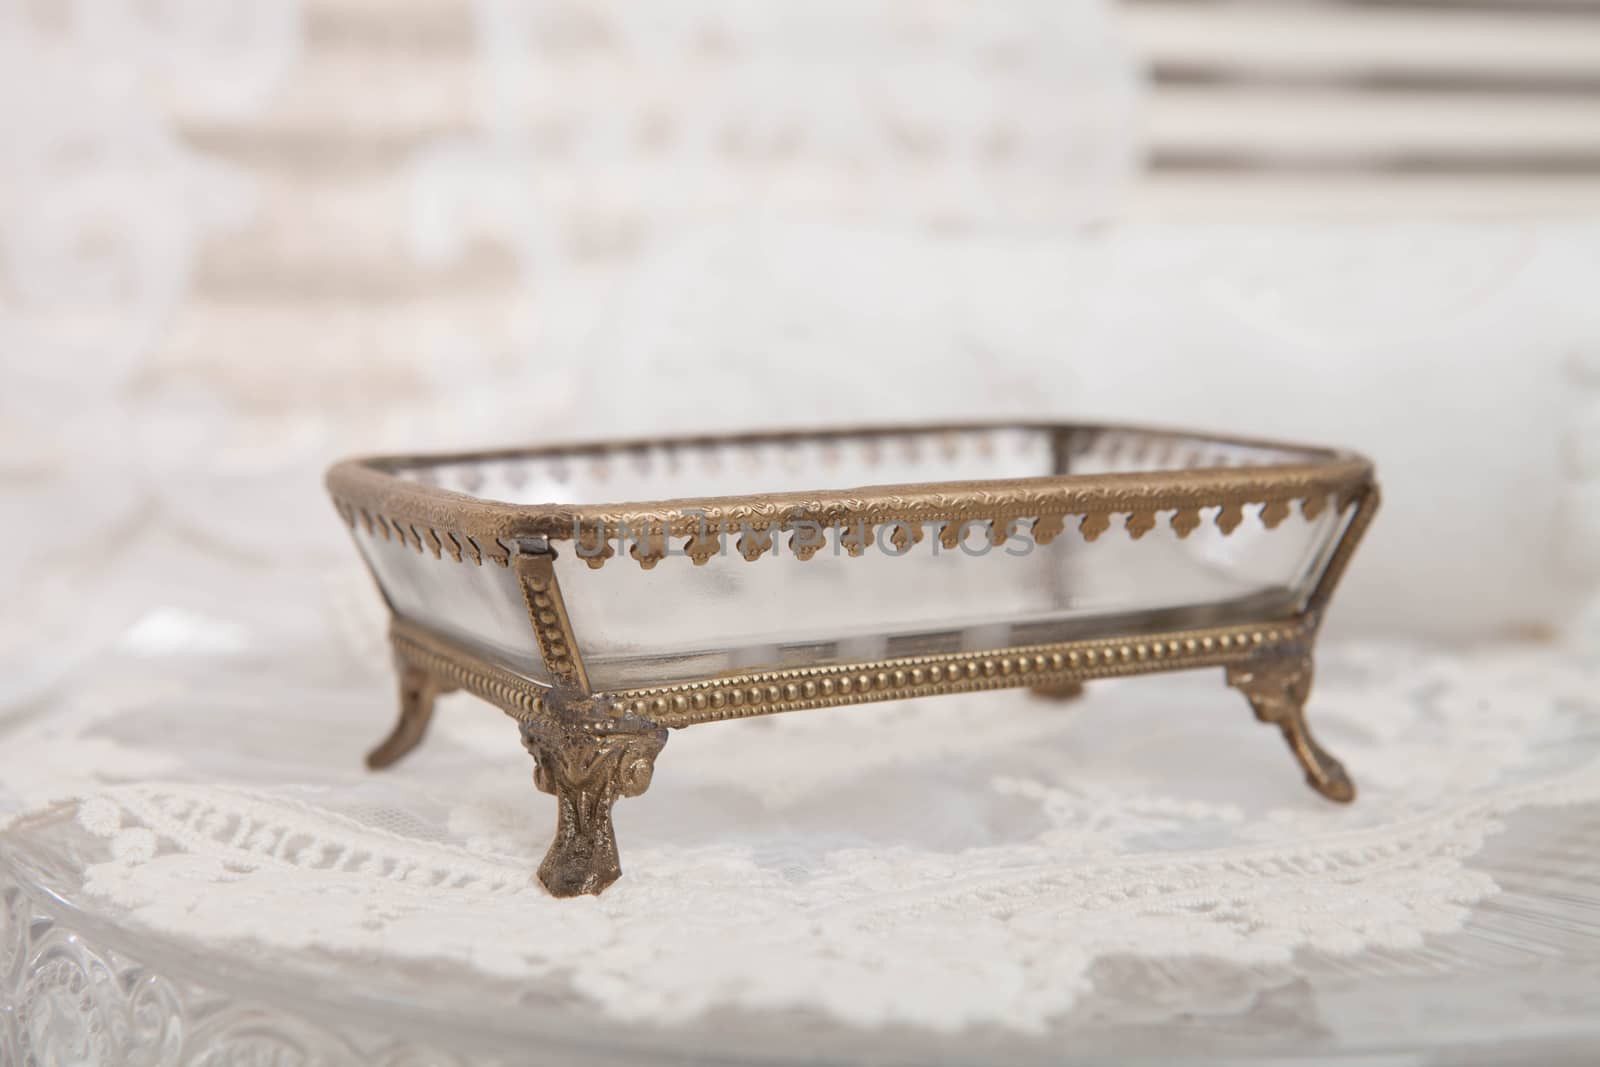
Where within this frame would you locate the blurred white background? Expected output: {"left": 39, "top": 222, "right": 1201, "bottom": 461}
{"left": 2, "top": 0, "right": 1599, "bottom": 692}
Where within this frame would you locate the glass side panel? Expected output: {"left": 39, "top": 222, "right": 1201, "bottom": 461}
{"left": 351, "top": 526, "right": 548, "bottom": 681}
{"left": 556, "top": 506, "right": 1348, "bottom": 690}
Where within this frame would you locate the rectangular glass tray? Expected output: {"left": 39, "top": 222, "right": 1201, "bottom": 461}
{"left": 326, "top": 421, "right": 1379, "bottom": 896}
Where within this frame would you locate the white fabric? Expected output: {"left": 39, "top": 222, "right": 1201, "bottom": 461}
{"left": 4, "top": 632, "right": 1597, "bottom": 1033}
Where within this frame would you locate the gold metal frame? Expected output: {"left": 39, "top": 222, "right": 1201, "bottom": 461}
{"left": 328, "top": 422, "right": 1379, "bottom": 897}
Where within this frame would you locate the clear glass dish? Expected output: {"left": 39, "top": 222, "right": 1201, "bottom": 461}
{"left": 328, "top": 423, "right": 1374, "bottom": 691}
{"left": 323, "top": 422, "right": 1379, "bottom": 899}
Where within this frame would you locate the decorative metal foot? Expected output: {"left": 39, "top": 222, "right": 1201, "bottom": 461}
{"left": 1030, "top": 680, "right": 1085, "bottom": 701}
{"left": 1226, "top": 644, "right": 1355, "bottom": 803}
{"left": 367, "top": 664, "right": 450, "bottom": 770}
{"left": 520, "top": 706, "right": 668, "bottom": 897}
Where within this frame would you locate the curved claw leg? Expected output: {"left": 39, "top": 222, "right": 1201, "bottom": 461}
{"left": 1279, "top": 717, "right": 1355, "bottom": 803}
{"left": 1226, "top": 646, "right": 1355, "bottom": 804}
{"left": 521, "top": 706, "right": 668, "bottom": 897}
{"left": 367, "top": 664, "right": 446, "bottom": 770}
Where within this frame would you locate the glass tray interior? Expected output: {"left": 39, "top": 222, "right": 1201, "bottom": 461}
{"left": 397, "top": 425, "right": 1328, "bottom": 505}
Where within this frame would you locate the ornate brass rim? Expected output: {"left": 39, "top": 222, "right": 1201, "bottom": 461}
{"left": 326, "top": 421, "right": 1374, "bottom": 571}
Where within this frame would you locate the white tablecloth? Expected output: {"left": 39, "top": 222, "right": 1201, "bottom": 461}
{"left": 5, "top": 597, "right": 1600, "bottom": 1062}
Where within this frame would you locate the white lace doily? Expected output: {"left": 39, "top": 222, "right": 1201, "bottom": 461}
{"left": 4, "top": 623, "right": 1598, "bottom": 1037}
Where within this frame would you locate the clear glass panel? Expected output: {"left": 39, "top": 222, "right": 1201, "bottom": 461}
{"left": 351, "top": 525, "right": 546, "bottom": 680}
{"left": 556, "top": 506, "right": 1348, "bottom": 690}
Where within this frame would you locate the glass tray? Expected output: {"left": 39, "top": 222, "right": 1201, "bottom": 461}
{"left": 325, "top": 422, "right": 1379, "bottom": 897}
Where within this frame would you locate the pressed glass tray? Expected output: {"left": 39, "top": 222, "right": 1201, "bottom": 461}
{"left": 325, "top": 422, "right": 1379, "bottom": 896}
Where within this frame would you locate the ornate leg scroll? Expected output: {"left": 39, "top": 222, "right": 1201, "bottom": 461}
{"left": 520, "top": 704, "right": 668, "bottom": 897}
{"left": 1226, "top": 644, "right": 1355, "bottom": 803}
{"left": 367, "top": 663, "right": 451, "bottom": 770}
